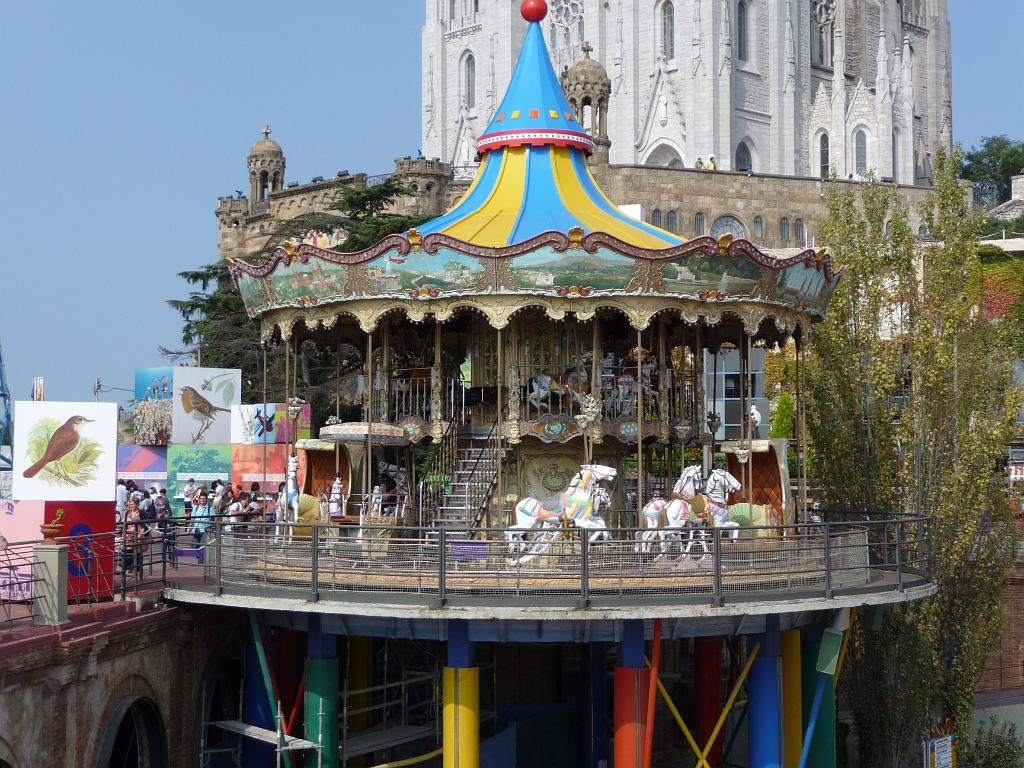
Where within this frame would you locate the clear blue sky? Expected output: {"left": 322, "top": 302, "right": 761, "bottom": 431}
{"left": 0, "top": 0, "right": 1019, "bottom": 404}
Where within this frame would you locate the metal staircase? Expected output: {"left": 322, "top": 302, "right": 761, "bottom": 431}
{"left": 420, "top": 421, "right": 505, "bottom": 535}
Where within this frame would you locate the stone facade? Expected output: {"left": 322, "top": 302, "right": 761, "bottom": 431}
{"left": 423, "top": 0, "right": 952, "bottom": 185}
{"left": 0, "top": 601, "right": 243, "bottom": 768}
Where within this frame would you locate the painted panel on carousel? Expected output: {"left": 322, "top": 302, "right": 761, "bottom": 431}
{"left": 170, "top": 367, "right": 241, "bottom": 445}
{"left": 13, "top": 401, "right": 118, "bottom": 502}
{"left": 659, "top": 249, "right": 764, "bottom": 299}
{"left": 364, "top": 248, "right": 487, "bottom": 299}
{"left": 508, "top": 246, "right": 633, "bottom": 294}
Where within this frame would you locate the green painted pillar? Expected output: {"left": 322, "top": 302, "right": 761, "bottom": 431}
{"left": 800, "top": 627, "right": 836, "bottom": 768}
{"left": 305, "top": 616, "right": 339, "bottom": 767}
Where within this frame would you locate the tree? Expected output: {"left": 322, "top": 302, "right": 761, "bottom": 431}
{"left": 168, "top": 177, "right": 432, "bottom": 417}
{"left": 961, "top": 135, "right": 1024, "bottom": 209}
{"left": 769, "top": 391, "right": 794, "bottom": 439}
{"left": 808, "top": 152, "right": 1022, "bottom": 765}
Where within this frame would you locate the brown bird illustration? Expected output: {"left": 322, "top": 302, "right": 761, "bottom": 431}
{"left": 179, "top": 386, "right": 230, "bottom": 442}
{"left": 23, "top": 416, "right": 93, "bottom": 478}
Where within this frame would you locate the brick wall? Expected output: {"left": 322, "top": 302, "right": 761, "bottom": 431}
{"left": 977, "top": 555, "right": 1024, "bottom": 692}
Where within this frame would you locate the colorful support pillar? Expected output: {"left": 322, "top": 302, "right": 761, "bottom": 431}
{"left": 583, "top": 642, "right": 608, "bottom": 768}
{"left": 748, "top": 616, "right": 783, "bottom": 768}
{"left": 800, "top": 626, "right": 836, "bottom": 768}
{"left": 782, "top": 629, "right": 803, "bottom": 768}
{"left": 695, "top": 636, "right": 724, "bottom": 768}
{"left": 242, "top": 631, "right": 276, "bottom": 766}
{"left": 305, "top": 615, "right": 339, "bottom": 768}
{"left": 444, "top": 619, "right": 479, "bottom": 768}
{"left": 614, "top": 620, "right": 646, "bottom": 768}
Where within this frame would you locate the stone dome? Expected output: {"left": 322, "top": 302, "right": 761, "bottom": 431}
{"left": 249, "top": 127, "right": 284, "bottom": 159}
{"left": 563, "top": 44, "right": 610, "bottom": 92}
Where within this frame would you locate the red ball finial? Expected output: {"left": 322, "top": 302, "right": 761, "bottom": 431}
{"left": 521, "top": 0, "right": 548, "bottom": 23}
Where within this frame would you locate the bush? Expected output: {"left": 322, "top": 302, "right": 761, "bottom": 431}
{"left": 770, "top": 391, "right": 795, "bottom": 439}
{"left": 962, "top": 718, "right": 1024, "bottom": 768}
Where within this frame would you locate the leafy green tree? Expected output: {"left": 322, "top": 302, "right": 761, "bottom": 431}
{"left": 168, "top": 177, "right": 431, "bottom": 417}
{"left": 808, "top": 151, "right": 1023, "bottom": 765}
{"left": 962, "top": 719, "right": 1024, "bottom": 768}
{"left": 769, "top": 391, "right": 794, "bottom": 439}
{"left": 961, "top": 135, "right": 1024, "bottom": 209}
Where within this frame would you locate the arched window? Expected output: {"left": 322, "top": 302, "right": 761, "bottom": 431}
{"left": 473, "top": 0, "right": 480, "bottom": 13}
{"left": 736, "top": 141, "right": 752, "bottom": 172}
{"left": 661, "top": 2, "right": 675, "bottom": 60}
{"left": 666, "top": 210, "right": 678, "bottom": 233}
{"left": 918, "top": 224, "right": 929, "bottom": 239}
{"left": 652, "top": 209, "right": 663, "bottom": 228}
{"left": 695, "top": 211, "right": 706, "bottom": 236}
{"left": 259, "top": 171, "right": 269, "bottom": 201}
{"left": 854, "top": 129, "right": 868, "bottom": 176}
{"left": 737, "top": 1, "right": 749, "bottom": 63}
{"left": 794, "top": 218, "right": 805, "bottom": 243}
{"left": 463, "top": 54, "right": 476, "bottom": 109}
{"left": 780, "top": 217, "right": 790, "bottom": 240}
{"left": 753, "top": 215, "right": 763, "bottom": 240}
{"left": 449, "top": 0, "right": 456, "bottom": 21}
{"left": 819, "top": 133, "right": 830, "bottom": 180}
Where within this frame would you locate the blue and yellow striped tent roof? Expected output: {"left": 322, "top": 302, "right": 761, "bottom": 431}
{"left": 414, "top": 2, "right": 683, "bottom": 250}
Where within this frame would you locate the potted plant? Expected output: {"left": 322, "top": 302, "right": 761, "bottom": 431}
{"left": 40, "top": 508, "right": 65, "bottom": 541}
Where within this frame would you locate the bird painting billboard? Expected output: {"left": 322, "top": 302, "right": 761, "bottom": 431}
{"left": 171, "top": 367, "right": 241, "bottom": 445}
{"left": 12, "top": 401, "right": 117, "bottom": 502}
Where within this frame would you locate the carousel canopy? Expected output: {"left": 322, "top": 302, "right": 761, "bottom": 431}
{"left": 415, "top": 9, "right": 681, "bottom": 249}
{"left": 229, "top": 0, "right": 842, "bottom": 340}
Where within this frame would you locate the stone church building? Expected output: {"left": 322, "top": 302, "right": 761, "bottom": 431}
{"left": 219, "top": 0, "right": 951, "bottom": 261}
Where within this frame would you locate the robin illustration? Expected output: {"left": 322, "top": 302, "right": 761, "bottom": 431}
{"left": 22, "top": 415, "right": 93, "bottom": 478}
{"left": 179, "top": 386, "right": 230, "bottom": 441}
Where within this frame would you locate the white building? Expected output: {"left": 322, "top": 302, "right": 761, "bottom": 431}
{"left": 422, "top": 0, "right": 952, "bottom": 185}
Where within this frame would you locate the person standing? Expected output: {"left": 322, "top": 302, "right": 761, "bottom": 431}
{"left": 191, "top": 490, "right": 212, "bottom": 545}
{"left": 707, "top": 156, "right": 717, "bottom": 171}
{"left": 182, "top": 478, "right": 196, "bottom": 519}
{"left": 115, "top": 479, "right": 128, "bottom": 524}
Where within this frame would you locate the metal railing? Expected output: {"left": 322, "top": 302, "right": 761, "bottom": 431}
{"left": 389, "top": 370, "right": 463, "bottom": 425}
{"left": 169, "top": 513, "right": 931, "bottom": 609}
{"left": 0, "top": 542, "right": 43, "bottom": 632}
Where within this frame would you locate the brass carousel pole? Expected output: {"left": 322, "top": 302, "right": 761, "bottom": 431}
{"left": 590, "top": 317, "right": 599, "bottom": 464}
{"left": 365, "top": 327, "right": 374, "bottom": 500}
{"left": 335, "top": 341, "right": 341, "bottom": 476}
{"left": 636, "top": 328, "right": 644, "bottom": 519}
{"left": 494, "top": 326, "right": 503, "bottom": 533}
{"left": 262, "top": 340, "right": 268, "bottom": 496}
{"left": 797, "top": 328, "right": 808, "bottom": 522}
{"left": 284, "top": 335, "right": 290, "bottom": 455}
{"left": 749, "top": 334, "right": 756, "bottom": 504}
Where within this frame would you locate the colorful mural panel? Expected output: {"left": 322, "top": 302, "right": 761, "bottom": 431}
{"left": 49, "top": 501, "right": 116, "bottom": 601}
{"left": 231, "top": 444, "right": 287, "bottom": 492}
{"left": 12, "top": 401, "right": 118, "bottom": 502}
{"left": 116, "top": 445, "right": 168, "bottom": 485}
{"left": 231, "top": 404, "right": 279, "bottom": 444}
{"left": 277, "top": 402, "right": 312, "bottom": 444}
{"left": 166, "top": 444, "right": 233, "bottom": 514}
{"left": 170, "top": 367, "right": 241, "bottom": 445}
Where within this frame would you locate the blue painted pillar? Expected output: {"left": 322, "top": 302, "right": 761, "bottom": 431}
{"left": 748, "top": 615, "right": 783, "bottom": 768}
{"left": 242, "top": 636, "right": 276, "bottom": 766}
{"left": 583, "top": 642, "right": 608, "bottom": 768}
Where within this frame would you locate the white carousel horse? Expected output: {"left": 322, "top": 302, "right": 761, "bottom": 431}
{"left": 327, "top": 475, "right": 344, "bottom": 517}
{"left": 525, "top": 355, "right": 590, "bottom": 414}
{"left": 506, "top": 464, "right": 617, "bottom": 563}
{"left": 702, "top": 468, "right": 743, "bottom": 541}
{"left": 638, "top": 464, "right": 704, "bottom": 553}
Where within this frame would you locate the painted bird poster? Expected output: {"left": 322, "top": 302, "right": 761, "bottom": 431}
{"left": 170, "top": 367, "right": 241, "bottom": 445}
{"left": 13, "top": 401, "right": 117, "bottom": 502}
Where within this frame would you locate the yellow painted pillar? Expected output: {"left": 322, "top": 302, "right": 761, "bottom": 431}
{"left": 443, "top": 666, "right": 480, "bottom": 768}
{"left": 782, "top": 629, "right": 803, "bottom": 768}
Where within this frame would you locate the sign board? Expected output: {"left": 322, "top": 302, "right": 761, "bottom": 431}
{"left": 923, "top": 734, "right": 956, "bottom": 768}
{"left": 1009, "top": 464, "right": 1024, "bottom": 483}
{"left": 815, "top": 628, "right": 843, "bottom": 676}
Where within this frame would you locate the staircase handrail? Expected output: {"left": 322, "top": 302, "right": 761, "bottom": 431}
{"left": 463, "top": 418, "right": 504, "bottom": 534}
{"left": 417, "top": 418, "right": 458, "bottom": 528}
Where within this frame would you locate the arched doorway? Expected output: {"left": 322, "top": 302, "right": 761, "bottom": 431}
{"left": 644, "top": 143, "right": 685, "bottom": 168}
{"left": 96, "top": 698, "right": 168, "bottom": 768}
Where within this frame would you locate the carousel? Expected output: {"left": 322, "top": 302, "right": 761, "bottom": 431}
{"left": 228, "top": 0, "right": 840, "bottom": 552}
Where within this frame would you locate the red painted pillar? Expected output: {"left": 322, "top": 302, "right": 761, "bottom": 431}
{"left": 277, "top": 628, "right": 299, "bottom": 720}
{"left": 614, "top": 620, "right": 647, "bottom": 768}
{"left": 695, "top": 636, "right": 724, "bottom": 768}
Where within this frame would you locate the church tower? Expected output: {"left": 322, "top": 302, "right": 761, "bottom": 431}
{"left": 247, "top": 127, "right": 285, "bottom": 210}
{"left": 562, "top": 42, "right": 612, "bottom": 164}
